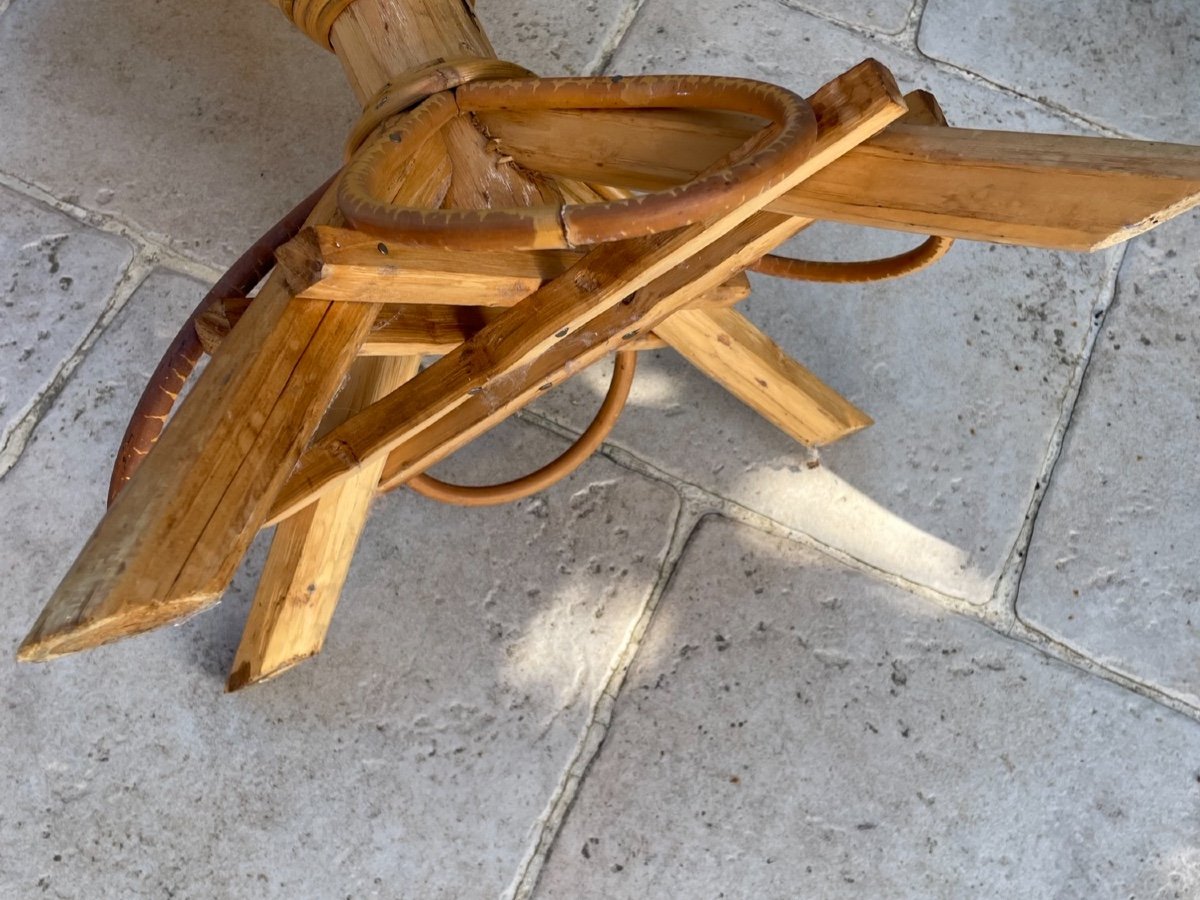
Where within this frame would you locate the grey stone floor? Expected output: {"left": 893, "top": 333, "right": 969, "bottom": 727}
{"left": 1, "top": 1, "right": 1198, "bottom": 897}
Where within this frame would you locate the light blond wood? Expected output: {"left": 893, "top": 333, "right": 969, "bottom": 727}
{"left": 367, "top": 211, "right": 815, "bottom": 500}
{"left": 477, "top": 106, "right": 1200, "bottom": 251}
{"left": 17, "top": 0, "right": 528, "bottom": 662}
{"left": 265, "top": 59, "right": 908, "bottom": 522}
{"left": 785, "top": 126, "right": 1200, "bottom": 250}
{"left": 275, "top": 225, "right": 754, "bottom": 308}
{"left": 655, "top": 308, "right": 872, "bottom": 446}
{"left": 222, "top": 2, "right": 566, "bottom": 685}
{"left": 196, "top": 270, "right": 748, "bottom": 357}
{"left": 277, "top": 226, "right": 581, "bottom": 305}
{"left": 558, "top": 175, "right": 871, "bottom": 447}
{"left": 17, "top": 184, "right": 377, "bottom": 661}
{"left": 227, "top": 355, "right": 421, "bottom": 691}
{"left": 329, "top": 0, "right": 495, "bottom": 105}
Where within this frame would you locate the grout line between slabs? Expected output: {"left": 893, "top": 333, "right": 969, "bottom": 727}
{"left": 1009, "top": 618, "right": 1200, "bottom": 724}
{"left": 0, "top": 250, "right": 157, "bottom": 479}
{"left": 505, "top": 490, "right": 703, "bottom": 900}
{"left": 516, "top": 403, "right": 1200, "bottom": 727}
{"left": 0, "top": 169, "right": 227, "bottom": 285}
{"left": 518, "top": 408, "right": 1000, "bottom": 621}
{"left": 588, "top": 0, "right": 648, "bottom": 75}
{"left": 773, "top": 0, "right": 1132, "bottom": 138}
{"left": 992, "top": 244, "right": 1129, "bottom": 623}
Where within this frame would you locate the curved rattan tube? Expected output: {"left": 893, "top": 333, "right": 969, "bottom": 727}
{"left": 752, "top": 234, "right": 954, "bottom": 283}
{"left": 339, "top": 74, "right": 818, "bottom": 250}
{"left": 345, "top": 57, "right": 537, "bottom": 161}
{"left": 106, "top": 173, "right": 337, "bottom": 506}
{"left": 404, "top": 350, "right": 637, "bottom": 507}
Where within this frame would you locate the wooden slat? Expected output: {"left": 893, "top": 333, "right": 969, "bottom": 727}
{"left": 16, "top": 1, "right": 486, "bottom": 662}
{"left": 276, "top": 225, "right": 754, "bottom": 307}
{"left": 227, "top": 355, "right": 421, "bottom": 691}
{"left": 655, "top": 307, "right": 872, "bottom": 446}
{"left": 574, "top": 176, "right": 870, "bottom": 448}
{"left": 361, "top": 213, "right": 812, "bottom": 501}
{"left": 264, "top": 59, "right": 909, "bottom": 523}
{"left": 196, "top": 273, "right": 748, "bottom": 357}
{"left": 477, "top": 104, "right": 1200, "bottom": 251}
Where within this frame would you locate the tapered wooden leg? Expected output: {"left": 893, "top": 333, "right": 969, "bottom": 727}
{"left": 227, "top": 355, "right": 421, "bottom": 691}
{"left": 655, "top": 307, "right": 871, "bottom": 446}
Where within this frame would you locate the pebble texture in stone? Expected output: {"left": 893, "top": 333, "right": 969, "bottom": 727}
{"left": 1019, "top": 209, "right": 1200, "bottom": 707}
{"left": 532, "top": 0, "right": 1113, "bottom": 603}
{"left": 532, "top": 517, "right": 1200, "bottom": 899}
{"left": 919, "top": 0, "right": 1200, "bottom": 141}
{"left": 0, "top": 187, "right": 132, "bottom": 464}
{"left": 0, "top": 271, "right": 680, "bottom": 898}
{"left": 0, "top": 0, "right": 354, "bottom": 268}
{"left": 477, "top": 0, "right": 636, "bottom": 75}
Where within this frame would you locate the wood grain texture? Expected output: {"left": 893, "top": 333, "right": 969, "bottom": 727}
{"left": 478, "top": 105, "right": 1200, "bottom": 251}
{"left": 196, "top": 290, "right": 766, "bottom": 357}
{"left": 227, "top": 356, "right": 421, "bottom": 691}
{"left": 16, "top": 0, "right": 503, "bottom": 662}
{"left": 655, "top": 307, "right": 872, "bottom": 446}
{"left": 265, "top": 59, "right": 908, "bottom": 522}
{"left": 563, "top": 173, "right": 871, "bottom": 447}
{"left": 222, "top": 0, "right": 576, "bottom": 686}
{"left": 275, "top": 225, "right": 752, "bottom": 308}
{"left": 367, "top": 212, "right": 816, "bottom": 499}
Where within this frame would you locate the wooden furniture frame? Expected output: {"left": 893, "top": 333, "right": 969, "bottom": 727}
{"left": 17, "top": 0, "right": 1200, "bottom": 692}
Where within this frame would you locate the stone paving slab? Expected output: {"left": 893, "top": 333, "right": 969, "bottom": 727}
{"left": 0, "top": 0, "right": 632, "bottom": 271}
{"left": 477, "top": 0, "right": 638, "bottom": 75}
{"left": 0, "top": 186, "right": 132, "bottom": 465}
{"left": 1019, "top": 209, "right": 1200, "bottom": 707}
{"left": 778, "top": 0, "right": 915, "bottom": 36}
{"left": 0, "top": 0, "right": 353, "bottom": 268}
{"left": 919, "top": 0, "right": 1200, "bottom": 141}
{"left": 533, "top": 0, "right": 1114, "bottom": 603}
{"left": 532, "top": 516, "right": 1200, "bottom": 899}
{"left": 0, "top": 269, "right": 681, "bottom": 898}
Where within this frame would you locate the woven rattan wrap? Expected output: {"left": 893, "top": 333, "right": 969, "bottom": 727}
{"left": 274, "top": 0, "right": 356, "bottom": 50}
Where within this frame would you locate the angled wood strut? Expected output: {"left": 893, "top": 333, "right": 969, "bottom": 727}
{"left": 15, "top": 0, "right": 1200, "bottom": 691}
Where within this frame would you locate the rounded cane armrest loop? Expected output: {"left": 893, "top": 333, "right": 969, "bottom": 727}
{"left": 338, "top": 74, "right": 819, "bottom": 251}
{"left": 345, "top": 57, "right": 538, "bottom": 162}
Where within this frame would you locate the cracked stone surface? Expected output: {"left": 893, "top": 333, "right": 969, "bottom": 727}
{"left": 533, "top": 517, "right": 1200, "bottom": 899}
{"left": 1019, "top": 209, "right": 1200, "bottom": 707}
{"left": 0, "top": 187, "right": 133, "bottom": 465}
{"left": 0, "top": 271, "right": 680, "bottom": 898}
{"left": 532, "top": 0, "right": 1114, "bottom": 603}
{"left": 919, "top": 0, "right": 1200, "bottom": 140}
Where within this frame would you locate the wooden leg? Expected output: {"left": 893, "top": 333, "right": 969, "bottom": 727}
{"left": 655, "top": 307, "right": 872, "bottom": 446}
{"left": 227, "top": 355, "right": 421, "bottom": 691}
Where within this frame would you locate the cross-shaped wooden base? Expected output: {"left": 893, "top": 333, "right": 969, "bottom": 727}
{"left": 16, "top": 0, "right": 1200, "bottom": 693}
